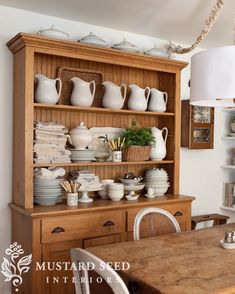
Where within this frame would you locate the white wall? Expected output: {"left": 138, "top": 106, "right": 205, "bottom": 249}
{"left": 0, "top": 5, "right": 232, "bottom": 293}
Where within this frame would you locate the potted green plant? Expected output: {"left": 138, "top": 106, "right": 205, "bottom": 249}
{"left": 121, "top": 120, "right": 155, "bottom": 162}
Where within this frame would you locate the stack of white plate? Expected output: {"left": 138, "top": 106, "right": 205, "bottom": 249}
{"left": 70, "top": 149, "right": 95, "bottom": 162}
{"left": 34, "top": 177, "right": 63, "bottom": 205}
{"left": 144, "top": 168, "right": 170, "bottom": 196}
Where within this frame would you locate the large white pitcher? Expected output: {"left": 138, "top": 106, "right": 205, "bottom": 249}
{"left": 150, "top": 127, "right": 168, "bottom": 160}
{"left": 102, "top": 81, "right": 127, "bottom": 109}
{"left": 148, "top": 89, "right": 168, "bottom": 112}
{"left": 35, "top": 74, "right": 62, "bottom": 104}
{"left": 128, "top": 84, "right": 150, "bottom": 111}
{"left": 71, "top": 77, "right": 96, "bottom": 107}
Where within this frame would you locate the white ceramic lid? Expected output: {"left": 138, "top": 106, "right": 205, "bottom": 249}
{"left": 79, "top": 32, "right": 106, "bottom": 47}
{"left": 112, "top": 38, "right": 139, "bottom": 52}
{"left": 70, "top": 122, "right": 90, "bottom": 134}
{"left": 144, "top": 45, "right": 169, "bottom": 58}
{"left": 37, "top": 25, "right": 70, "bottom": 39}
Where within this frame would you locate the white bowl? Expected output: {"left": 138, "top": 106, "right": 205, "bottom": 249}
{"left": 97, "top": 189, "right": 109, "bottom": 199}
{"left": 124, "top": 183, "right": 145, "bottom": 191}
{"left": 108, "top": 190, "right": 124, "bottom": 197}
{"left": 108, "top": 183, "right": 124, "bottom": 190}
{"left": 101, "top": 179, "right": 114, "bottom": 185}
{"left": 220, "top": 239, "right": 235, "bottom": 249}
{"left": 119, "top": 178, "right": 143, "bottom": 185}
{"left": 108, "top": 193, "right": 124, "bottom": 201}
{"left": 153, "top": 186, "right": 169, "bottom": 196}
{"left": 125, "top": 195, "right": 139, "bottom": 201}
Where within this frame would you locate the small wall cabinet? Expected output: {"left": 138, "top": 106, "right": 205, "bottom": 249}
{"left": 181, "top": 99, "right": 214, "bottom": 149}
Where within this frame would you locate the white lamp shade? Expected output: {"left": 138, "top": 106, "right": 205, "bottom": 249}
{"left": 190, "top": 46, "right": 235, "bottom": 107}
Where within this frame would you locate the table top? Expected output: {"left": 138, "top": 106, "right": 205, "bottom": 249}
{"left": 88, "top": 223, "right": 235, "bottom": 294}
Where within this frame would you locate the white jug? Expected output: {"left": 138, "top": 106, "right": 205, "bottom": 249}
{"left": 148, "top": 89, "right": 168, "bottom": 112}
{"left": 35, "top": 74, "right": 62, "bottom": 104}
{"left": 102, "top": 81, "right": 127, "bottom": 109}
{"left": 71, "top": 77, "right": 96, "bottom": 107}
{"left": 150, "top": 127, "right": 168, "bottom": 160}
{"left": 128, "top": 84, "right": 150, "bottom": 111}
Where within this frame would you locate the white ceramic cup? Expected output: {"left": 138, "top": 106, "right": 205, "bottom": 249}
{"left": 112, "top": 151, "right": 122, "bottom": 162}
{"left": 67, "top": 193, "right": 78, "bottom": 206}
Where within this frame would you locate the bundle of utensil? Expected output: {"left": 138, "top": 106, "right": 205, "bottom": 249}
{"left": 108, "top": 137, "right": 125, "bottom": 151}
{"left": 61, "top": 180, "right": 81, "bottom": 193}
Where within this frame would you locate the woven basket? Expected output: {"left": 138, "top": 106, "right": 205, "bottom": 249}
{"left": 57, "top": 66, "right": 104, "bottom": 105}
{"left": 123, "top": 146, "right": 151, "bottom": 162}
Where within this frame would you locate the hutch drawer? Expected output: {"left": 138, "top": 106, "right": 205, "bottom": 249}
{"left": 41, "top": 211, "right": 123, "bottom": 243}
{"left": 126, "top": 202, "right": 190, "bottom": 232}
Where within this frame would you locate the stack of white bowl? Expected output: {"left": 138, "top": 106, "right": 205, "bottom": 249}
{"left": 97, "top": 179, "right": 114, "bottom": 199}
{"left": 70, "top": 149, "right": 95, "bottom": 162}
{"left": 107, "top": 183, "right": 124, "bottom": 201}
{"left": 144, "top": 168, "right": 170, "bottom": 196}
{"left": 34, "top": 176, "right": 63, "bottom": 205}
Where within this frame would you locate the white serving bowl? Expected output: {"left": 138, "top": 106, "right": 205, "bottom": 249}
{"left": 125, "top": 194, "right": 139, "bottom": 201}
{"left": 124, "top": 183, "right": 145, "bottom": 191}
{"left": 97, "top": 189, "right": 109, "bottom": 199}
{"left": 153, "top": 186, "right": 169, "bottom": 196}
{"left": 108, "top": 183, "right": 124, "bottom": 191}
{"left": 108, "top": 192, "right": 124, "bottom": 201}
{"left": 101, "top": 179, "right": 114, "bottom": 185}
{"left": 119, "top": 178, "right": 143, "bottom": 185}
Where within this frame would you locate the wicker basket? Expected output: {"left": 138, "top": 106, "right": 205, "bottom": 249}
{"left": 57, "top": 66, "right": 104, "bottom": 106}
{"left": 122, "top": 146, "right": 151, "bottom": 162}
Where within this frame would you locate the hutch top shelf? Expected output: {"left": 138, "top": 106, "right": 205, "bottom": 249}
{"left": 7, "top": 33, "right": 187, "bottom": 72}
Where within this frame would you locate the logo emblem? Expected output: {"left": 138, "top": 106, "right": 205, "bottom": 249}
{"left": 1, "top": 242, "right": 32, "bottom": 292}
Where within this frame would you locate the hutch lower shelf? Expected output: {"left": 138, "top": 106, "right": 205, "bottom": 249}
{"left": 11, "top": 195, "right": 194, "bottom": 294}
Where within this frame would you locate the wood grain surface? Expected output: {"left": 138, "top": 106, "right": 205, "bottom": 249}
{"left": 88, "top": 223, "right": 235, "bottom": 294}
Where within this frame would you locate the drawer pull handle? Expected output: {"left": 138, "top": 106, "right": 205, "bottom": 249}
{"left": 103, "top": 220, "right": 115, "bottom": 227}
{"left": 51, "top": 227, "right": 65, "bottom": 234}
{"left": 174, "top": 211, "right": 183, "bottom": 217}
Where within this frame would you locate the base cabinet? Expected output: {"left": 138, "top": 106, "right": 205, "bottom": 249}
{"left": 11, "top": 196, "right": 194, "bottom": 294}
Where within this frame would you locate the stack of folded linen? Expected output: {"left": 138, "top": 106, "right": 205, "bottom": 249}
{"left": 70, "top": 170, "right": 103, "bottom": 191}
{"left": 34, "top": 122, "right": 71, "bottom": 163}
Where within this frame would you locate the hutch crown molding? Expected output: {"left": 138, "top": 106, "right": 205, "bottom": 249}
{"left": 8, "top": 32, "right": 194, "bottom": 294}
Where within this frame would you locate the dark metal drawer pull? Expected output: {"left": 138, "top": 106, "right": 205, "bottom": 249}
{"left": 103, "top": 220, "right": 115, "bottom": 227}
{"left": 51, "top": 227, "right": 65, "bottom": 234}
{"left": 174, "top": 211, "right": 183, "bottom": 217}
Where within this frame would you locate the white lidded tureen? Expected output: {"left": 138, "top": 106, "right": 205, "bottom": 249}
{"left": 79, "top": 32, "right": 107, "bottom": 47}
{"left": 69, "top": 122, "right": 93, "bottom": 150}
{"left": 144, "top": 45, "right": 169, "bottom": 58}
{"left": 112, "top": 38, "right": 139, "bottom": 53}
{"left": 37, "top": 25, "right": 70, "bottom": 40}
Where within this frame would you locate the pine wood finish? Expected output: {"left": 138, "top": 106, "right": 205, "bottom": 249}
{"left": 7, "top": 33, "right": 194, "bottom": 293}
{"left": 181, "top": 100, "right": 214, "bottom": 149}
{"left": 89, "top": 223, "right": 235, "bottom": 294}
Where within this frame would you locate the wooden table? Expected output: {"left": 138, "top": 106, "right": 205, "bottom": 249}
{"left": 88, "top": 223, "right": 235, "bottom": 294}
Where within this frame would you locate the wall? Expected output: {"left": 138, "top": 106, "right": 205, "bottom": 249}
{"left": 0, "top": 5, "right": 232, "bottom": 294}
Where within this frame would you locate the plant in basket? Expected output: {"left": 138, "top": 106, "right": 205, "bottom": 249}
{"left": 121, "top": 120, "right": 155, "bottom": 162}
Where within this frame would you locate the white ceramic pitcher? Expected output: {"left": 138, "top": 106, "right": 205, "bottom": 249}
{"left": 71, "top": 77, "right": 96, "bottom": 107}
{"left": 128, "top": 84, "right": 150, "bottom": 111}
{"left": 148, "top": 89, "right": 168, "bottom": 112}
{"left": 150, "top": 127, "right": 168, "bottom": 161}
{"left": 35, "top": 74, "right": 62, "bottom": 104}
{"left": 102, "top": 81, "right": 127, "bottom": 109}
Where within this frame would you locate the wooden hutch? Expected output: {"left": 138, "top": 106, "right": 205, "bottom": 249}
{"left": 7, "top": 33, "right": 194, "bottom": 294}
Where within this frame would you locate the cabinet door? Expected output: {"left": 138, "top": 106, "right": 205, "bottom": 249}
{"left": 41, "top": 240, "right": 82, "bottom": 294}
{"left": 83, "top": 234, "right": 121, "bottom": 248}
